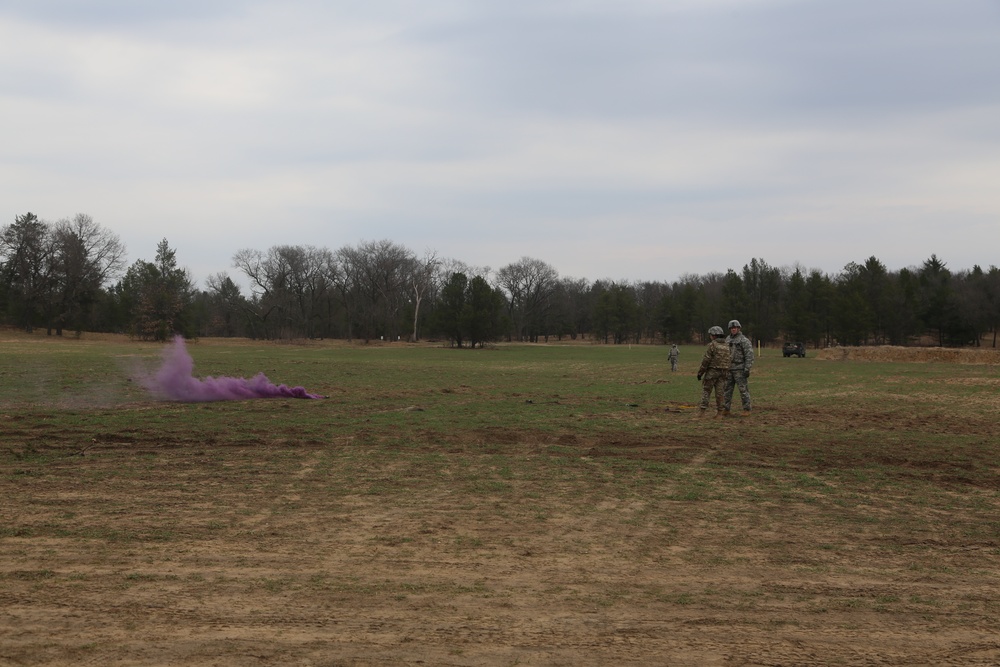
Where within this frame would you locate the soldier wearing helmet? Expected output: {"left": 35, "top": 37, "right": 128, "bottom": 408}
{"left": 696, "top": 325, "right": 731, "bottom": 416}
{"left": 723, "top": 319, "right": 754, "bottom": 416}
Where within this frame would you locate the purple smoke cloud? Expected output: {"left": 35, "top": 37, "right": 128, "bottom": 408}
{"left": 142, "top": 336, "right": 324, "bottom": 402}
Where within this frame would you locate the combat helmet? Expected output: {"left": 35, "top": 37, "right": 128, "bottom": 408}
{"left": 708, "top": 325, "right": 724, "bottom": 337}
{"left": 728, "top": 319, "right": 742, "bottom": 329}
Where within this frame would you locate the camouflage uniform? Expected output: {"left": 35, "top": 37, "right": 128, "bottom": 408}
{"left": 668, "top": 344, "right": 679, "bottom": 371}
{"left": 724, "top": 331, "right": 755, "bottom": 412}
{"left": 698, "top": 339, "right": 731, "bottom": 412}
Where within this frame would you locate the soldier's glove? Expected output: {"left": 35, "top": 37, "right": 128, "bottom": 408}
{"left": 696, "top": 373, "right": 703, "bottom": 381}
{"left": 743, "top": 370, "right": 751, "bottom": 379}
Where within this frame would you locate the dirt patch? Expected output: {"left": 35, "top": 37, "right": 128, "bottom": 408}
{"left": 816, "top": 345, "right": 1000, "bottom": 364}
{"left": 5, "top": 423, "right": 1000, "bottom": 666}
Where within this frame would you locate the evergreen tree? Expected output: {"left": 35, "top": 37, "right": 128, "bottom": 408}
{"left": 437, "top": 272, "right": 469, "bottom": 347}
{"left": 0, "top": 213, "right": 52, "bottom": 332}
{"left": 117, "top": 239, "right": 195, "bottom": 341}
{"left": 466, "top": 275, "right": 504, "bottom": 348}
{"left": 783, "top": 268, "right": 810, "bottom": 342}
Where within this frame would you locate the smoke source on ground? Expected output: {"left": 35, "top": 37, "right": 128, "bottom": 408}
{"left": 141, "top": 336, "right": 324, "bottom": 402}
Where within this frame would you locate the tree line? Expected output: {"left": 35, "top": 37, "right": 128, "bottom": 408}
{"left": 3, "top": 212, "right": 999, "bottom": 348}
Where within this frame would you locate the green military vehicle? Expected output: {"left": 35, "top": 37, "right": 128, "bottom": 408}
{"left": 782, "top": 341, "right": 806, "bottom": 358}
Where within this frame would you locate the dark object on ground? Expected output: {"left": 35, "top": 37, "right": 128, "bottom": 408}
{"left": 783, "top": 341, "right": 807, "bottom": 358}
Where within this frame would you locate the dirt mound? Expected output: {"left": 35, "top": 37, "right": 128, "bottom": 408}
{"left": 816, "top": 345, "right": 1000, "bottom": 364}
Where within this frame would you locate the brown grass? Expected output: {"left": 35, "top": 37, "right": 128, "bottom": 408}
{"left": 816, "top": 345, "right": 1000, "bottom": 364}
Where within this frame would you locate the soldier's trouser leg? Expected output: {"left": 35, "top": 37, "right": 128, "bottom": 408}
{"left": 732, "top": 373, "right": 752, "bottom": 411}
{"left": 723, "top": 371, "right": 737, "bottom": 411}
{"left": 712, "top": 375, "right": 727, "bottom": 411}
{"left": 699, "top": 381, "right": 712, "bottom": 410}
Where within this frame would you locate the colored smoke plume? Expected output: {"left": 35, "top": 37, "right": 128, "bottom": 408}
{"left": 143, "top": 336, "right": 324, "bottom": 402}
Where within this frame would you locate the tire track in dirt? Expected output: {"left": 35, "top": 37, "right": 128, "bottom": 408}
{"left": 294, "top": 454, "right": 321, "bottom": 478}
{"left": 655, "top": 446, "right": 714, "bottom": 500}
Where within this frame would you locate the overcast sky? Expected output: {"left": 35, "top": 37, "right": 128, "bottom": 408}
{"left": 2, "top": 0, "right": 998, "bottom": 288}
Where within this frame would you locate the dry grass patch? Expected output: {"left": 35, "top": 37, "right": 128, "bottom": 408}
{"left": 816, "top": 345, "right": 1000, "bottom": 364}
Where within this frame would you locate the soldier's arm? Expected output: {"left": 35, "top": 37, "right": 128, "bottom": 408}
{"left": 744, "top": 339, "right": 755, "bottom": 369}
{"left": 698, "top": 350, "right": 712, "bottom": 375}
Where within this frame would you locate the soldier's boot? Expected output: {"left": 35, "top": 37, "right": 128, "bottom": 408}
{"left": 720, "top": 409, "right": 731, "bottom": 417}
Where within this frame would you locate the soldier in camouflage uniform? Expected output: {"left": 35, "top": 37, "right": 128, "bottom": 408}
{"left": 668, "top": 344, "right": 680, "bottom": 372}
{"left": 723, "top": 319, "right": 754, "bottom": 416}
{"left": 697, "top": 326, "right": 731, "bottom": 416}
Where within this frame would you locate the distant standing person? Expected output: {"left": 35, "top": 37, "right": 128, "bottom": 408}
{"left": 668, "top": 344, "right": 680, "bottom": 372}
{"left": 697, "top": 327, "right": 731, "bottom": 416}
{"left": 723, "top": 319, "right": 754, "bottom": 416}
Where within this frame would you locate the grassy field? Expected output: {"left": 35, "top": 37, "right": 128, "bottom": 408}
{"left": 2, "top": 330, "right": 1000, "bottom": 666}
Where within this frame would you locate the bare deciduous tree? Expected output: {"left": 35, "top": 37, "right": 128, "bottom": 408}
{"left": 495, "top": 257, "right": 559, "bottom": 342}
{"left": 232, "top": 245, "right": 333, "bottom": 339}
{"left": 409, "top": 250, "right": 440, "bottom": 342}
{"left": 354, "top": 239, "right": 414, "bottom": 342}
{"left": 48, "top": 214, "right": 126, "bottom": 334}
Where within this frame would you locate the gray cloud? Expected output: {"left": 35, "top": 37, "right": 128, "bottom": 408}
{"left": 1, "top": 0, "right": 998, "bottom": 285}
